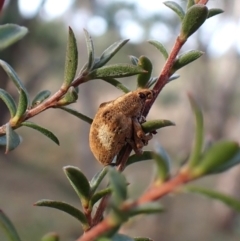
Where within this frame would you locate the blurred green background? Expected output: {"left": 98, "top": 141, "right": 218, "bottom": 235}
{"left": 1, "top": 0, "right": 240, "bottom": 240}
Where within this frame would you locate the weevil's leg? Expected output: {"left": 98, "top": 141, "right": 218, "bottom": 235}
{"left": 132, "top": 117, "right": 153, "bottom": 147}
{"left": 126, "top": 137, "right": 143, "bottom": 155}
{"left": 138, "top": 115, "right": 146, "bottom": 124}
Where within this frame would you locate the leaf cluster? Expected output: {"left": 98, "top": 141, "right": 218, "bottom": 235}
{"left": 2, "top": 2, "right": 240, "bottom": 241}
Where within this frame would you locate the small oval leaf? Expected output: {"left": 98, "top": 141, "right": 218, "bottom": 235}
{"left": 168, "top": 74, "right": 180, "bottom": 82}
{"left": 63, "top": 27, "right": 78, "bottom": 89}
{"left": 0, "top": 24, "right": 28, "bottom": 50}
{"left": 0, "top": 135, "right": 7, "bottom": 146}
{"left": 41, "top": 232, "right": 59, "bottom": 241}
{"left": 63, "top": 166, "right": 91, "bottom": 207}
{"left": 111, "top": 234, "right": 135, "bottom": 241}
{"left": 93, "top": 39, "right": 129, "bottom": 69}
{"left": 35, "top": 199, "right": 89, "bottom": 230}
{"left": 146, "top": 77, "right": 158, "bottom": 88}
{"left": 109, "top": 167, "right": 127, "bottom": 205}
{"left": 58, "top": 106, "right": 93, "bottom": 124}
{"left": 126, "top": 151, "right": 153, "bottom": 166}
{"left": 192, "top": 141, "right": 240, "bottom": 177}
{"left": 180, "top": 4, "right": 208, "bottom": 40}
{"left": 207, "top": 8, "right": 224, "bottom": 19}
{"left": 21, "top": 121, "right": 59, "bottom": 145}
{"left": 148, "top": 40, "right": 168, "bottom": 60}
{"left": 187, "top": 94, "right": 204, "bottom": 169}
{"left": 5, "top": 123, "right": 21, "bottom": 153}
{"left": 129, "top": 55, "right": 139, "bottom": 65}
{"left": 137, "top": 56, "right": 152, "bottom": 88}
{"left": 89, "top": 64, "right": 146, "bottom": 79}
{"left": 32, "top": 90, "right": 51, "bottom": 107}
{"left": 0, "top": 210, "right": 22, "bottom": 241}
{"left": 152, "top": 146, "right": 171, "bottom": 183}
{"left": 0, "top": 88, "right": 17, "bottom": 117}
{"left": 134, "top": 238, "right": 153, "bottom": 241}
{"left": 129, "top": 203, "right": 164, "bottom": 216}
{"left": 141, "top": 119, "right": 175, "bottom": 133}
{"left": 90, "top": 187, "right": 112, "bottom": 209}
{"left": 185, "top": 186, "right": 240, "bottom": 212}
{"left": 164, "top": 1, "right": 185, "bottom": 21}
{"left": 11, "top": 89, "right": 28, "bottom": 124}
{"left": 101, "top": 78, "right": 130, "bottom": 93}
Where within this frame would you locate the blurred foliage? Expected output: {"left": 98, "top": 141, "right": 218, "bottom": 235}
{"left": 1, "top": 1, "right": 240, "bottom": 241}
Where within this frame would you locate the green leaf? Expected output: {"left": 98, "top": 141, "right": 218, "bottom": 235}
{"left": 63, "top": 27, "right": 78, "bottom": 89}
{"left": 63, "top": 166, "right": 91, "bottom": 207}
{"left": 164, "top": 1, "right": 185, "bottom": 21}
{"left": 41, "top": 232, "right": 59, "bottom": 241}
{"left": 58, "top": 106, "right": 93, "bottom": 124}
{"left": 90, "top": 187, "right": 112, "bottom": 208}
{"left": 209, "top": 150, "right": 240, "bottom": 174}
{"left": 146, "top": 77, "right": 158, "bottom": 88}
{"left": 0, "top": 24, "right": 28, "bottom": 50}
{"left": 141, "top": 119, "right": 175, "bottom": 133}
{"left": 185, "top": 186, "right": 240, "bottom": 212}
{"left": 57, "top": 86, "right": 78, "bottom": 106}
{"left": 0, "top": 60, "right": 30, "bottom": 105}
{"left": 168, "top": 74, "right": 180, "bottom": 82}
{"left": 90, "top": 166, "right": 108, "bottom": 194}
{"left": 21, "top": 121, "right": 59, "bottom": 145}
{"left": 0, "top": 135, "right": 7, "bottom": 146}
{"left": 89, "top": 64, "right": 146, "bottom": 79}
{"left": 83, "top": 29, "right": 95, "bottom": 71}
{"left": 192, "top": 141, "right": 240, "bottom": 178}
{"left": 130, "top": 203, "right": 164, "bottom": 216}
{"left": 187, "top": 94, "right": 204, "bottom": 169}
{"left": 93, "top": 39, "right": 129, "bottom": 69}
{"left": 171, "top": 50, "right": 204, "bottom": 74}
{"left": 0, "top": 210, "right": 22, "bottom": 241}
{"left": 5, "top": 123, "right": 21, "bottom": 153}
{"left": 148, "top": 40, "right": 168, "bottom": 60}
{"left": 96, "top": 238, "right": 111, "bottom": 241}
{"left": 97, "top": 234, "right": 134, "bottom": 241}
{"left": 35, "top": 199, "right": 89, "bottom": 230}
{"left": 137, "top": 56, "right": 152, "bottom": 88}
{"left": 31, "top": 90, "right": 51, "bottom": 107}
{"left": 11, "top": 89, "right": 28, "bottom": 124}
{"left": 111, "top": 234, "right": 135, "bottom": 241}
{"left": 152, "top": 146, "right": 171, "bottom": 183}
{"left": 180, "top": 4, "right": 208, "bottom": 40}
{"left": 207, "top": 8, "right": 224, "bottom": 19}
{"left": 129, "top": 55, "right": 139, "bottom": 65}
{"left": 109, "top": 167, "right": 127, "bottom": 205}
{"left": 126, "top": 151, "right": 153, "bottom": 166}
{"left": 0, "top": 88, "right": 17, "bottom": 117}
{"left": 101, "top": 78, "right": 130, "bottom": 93}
